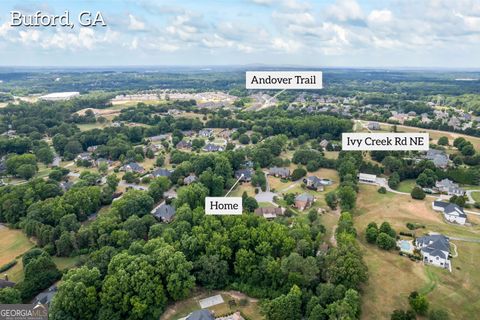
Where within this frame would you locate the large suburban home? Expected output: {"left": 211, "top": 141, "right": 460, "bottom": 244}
{"left": 151, "top": 203, "right": 176, "bottom": 223}
{"left": 425, "top": 149, "right": 449, "bottom": 169}
{"left": 75, "top": 152, "right": 93, "bottom": 162}
{"left": 198, "top": 128, "right": 214, "bottom": 138}
{"left": 269, "top": 167, "right": 290, "bottom": 179}
{"left": 183, "top": 174, "right": 197, "bottom": 185}
{"left": 435, "top": 179, "right": 465, "bottom": 196}
{"left": 255, "top": 207, "right": 283, "bottom": 219}
{"left": 151, "top": 168, "right": 173, "bottom": 178}
{"left": 294, "top": 193, "right": 314, "bottom": 210}
{"left": 121, "top": 162, "right": 145, "bottom": 174}
{"left": 358, "top": 173, "right": 377, "bottom": 184}
{"left": 432, "top": 200, "right": 467, "bottom": 225}
{"left": 303, "top": 176, "right": 329, "bottom": 191}
{"left": 186, "top": 309, "right": 215, "bottom": 320}
{"left": 33, "top": 284, "right": 58, "bottom": 307}
{"left": 415, "top": 234, "right": 451, "bottom": 271}
{"left": 203, "top": 144, "right": 224, "bottom": 152}
{"left": 235, "top": 169, "right": 253, "bottom": 182}
{"left": 176, "top": 140, "right": 192, "bottom": 150}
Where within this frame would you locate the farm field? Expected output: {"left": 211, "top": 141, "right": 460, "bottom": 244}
{"left": 355, "top": 185, "right": 480, "bottom": 319}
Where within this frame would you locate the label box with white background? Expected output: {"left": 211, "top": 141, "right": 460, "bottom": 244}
{"left": 205, "top": 197, "right": 243, "bottom": 215}
{"left": 246, "top": 71, "right": 323, "bottom": 90}
{"left": 342, "top": 133, "right": 429, "bottom": 151}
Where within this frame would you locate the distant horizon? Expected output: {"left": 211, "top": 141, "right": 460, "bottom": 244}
{"left": 0, "top": 64, "right": 479, "bottom": 72}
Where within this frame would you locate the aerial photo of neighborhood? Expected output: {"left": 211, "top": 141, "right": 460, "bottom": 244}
{"left": 0, "top": 0, "right": 480, "bottom": 320}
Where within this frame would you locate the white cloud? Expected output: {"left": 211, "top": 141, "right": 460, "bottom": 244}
{"left": 19, "top": 30, "right": 40, "bottom": 43}
{"left": 128, "top": 14, "right": 146, "bottom": 31}
{"left": 271, "top": 37, "right": 301, "bottom": 52}
{"left": 367, "top": 10, "right": 393, "bottom": 26}
{"left": 326, "top": 0, "right": 364, "bottom": 22}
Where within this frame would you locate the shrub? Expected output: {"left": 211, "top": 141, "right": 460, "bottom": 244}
{"left": 378, "top": 186, "right": 387, "bottom": 194}
{"left": 0, "top": 260, "right": 17, "bottom": 273}
{"left": 411, "top": 186, "right": 425, "bottom": 200}
{"left": 376, "top": 232, "right": 396, "bottom": 250}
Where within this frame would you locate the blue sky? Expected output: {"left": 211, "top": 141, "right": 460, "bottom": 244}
{"left": 0, "top": 0, "right": 479, "bottom": 68}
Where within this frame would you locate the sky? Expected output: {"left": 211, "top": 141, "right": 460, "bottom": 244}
{"left": 0, "top": 0, "right": 479, "bottom": 68}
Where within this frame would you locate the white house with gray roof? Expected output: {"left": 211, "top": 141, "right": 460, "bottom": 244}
{"left": 415, "top": 234, "right": 451, "bottom": 271}
{"left": 432, "top": 200, "right": 467, "bottom": 225}
{"left": 435, "top": 179, "right": 465, "bottom": 196}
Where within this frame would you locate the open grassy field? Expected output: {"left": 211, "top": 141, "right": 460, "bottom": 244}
{"left": 0, "top": 226, "right": 35, "bottom": 282}
{"left": 355, "top": 185, "right": 480, "bottom": 319}
{"left": 397, "top": 179, "right": 417, "bottom": 193}
{"left": 160, "top": 289, "right": 262, "bottom": 320}
{"left": 230, "top": 182, "right": 256, "bottom": 197}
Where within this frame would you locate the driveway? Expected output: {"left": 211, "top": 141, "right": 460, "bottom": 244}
{"left": 255, "top": 172, "right": 278, "bottom": 206}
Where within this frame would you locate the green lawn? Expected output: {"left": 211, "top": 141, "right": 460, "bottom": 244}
{"left": 0, "top": 226, "right": 35, "bottom": 283}
{"left": 355, "top": 184, "right": 480, "bottom": 319}
{"left": 470, "top": 191, "right": 480, "bottom": 202}
{"left": 52, "top": 256, "right": 83, "bottom": 271}
{"left": 397, "top": 179, "right": 417, "bottom": 193}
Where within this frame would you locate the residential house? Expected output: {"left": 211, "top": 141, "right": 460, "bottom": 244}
{"left": 234, "top": 169, "right": 252, "bottom": 182}
{"left": 148, "top": 134, "right": 169, "bottom": 142}
{"left": 186, "top": 309, "right": 215, "bottom": 320}
{"left": 60, "top": 181, "right": 74, "bottom": 192}
{"left": 1, "top": 130, "right": 17, "bottom": 137}
{"left": 435, "top": 179, "right": 465, "bottom": 196}
{"left": 255, "top": 207, "right": 283, "bottom": 219}
{"left": 358, "top": 173, "right": 377, "bottom": 184}
{"left": 432, "top": 200, "right": 467, "bottom": 225}
{"left": 303, "top": 176, "right": 325, "bottom": 191}
{"left": 448, "top": 117, "right": 461, "bottom": 130}
{"left": 182, "top": 130, "right": 195, "bottom": 137}
{"left": 216, "top": 311, "right": 245, "bottom": 320}
{"left": 0, "top": 276, "right": 15, "bottom": 289}
{"left": 151, "top": 168, "right": 173, "bottom": 178}
{"left": 33, "top": 284, "right": 57, "bottom": 307}
{"left": 184, "top": 174, "right": 197, "bottom": 185}
{"left": 87, "top": 145, "right": 99, "bottom": 152}
{"left": 415, "top": 234, "right": 451, "bottom": 270}
{"left": 199, "top": 128, "right": 214, "bottom": 138}
{"left": 121, "top": 162, "right": 145, "bottom": 174}
{"left": 425, "top": 149, "right": 449, "bottom": 169}
{"left": 75, "top": 152, "right": 92, "bottom": 162}
{"left": 176, "top": 140, "right": 192, "bottom": 149}
{"left": 319, "top": 139, "right": 329, "bottom": 149}
{"left": 111, "top": 121, "right": 122, "bottom": 127}
{"left": 368, "top": 122, "right": 381, "bottom": 130}
{"left": 295, "top": 193, "right": 314, "bottom": 210}
{"left": 151, "top": 203, "right": 176, "bottom": 223}
{"left": 269, "top": 167, "right": 290, "bottom": 179}
{"left": 203, "top": 144, "right": 224, "bottom": 152}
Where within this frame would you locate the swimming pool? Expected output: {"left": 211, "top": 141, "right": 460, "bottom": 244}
{"left": 399, "top": 240, "right": 413, "bottom": 252}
